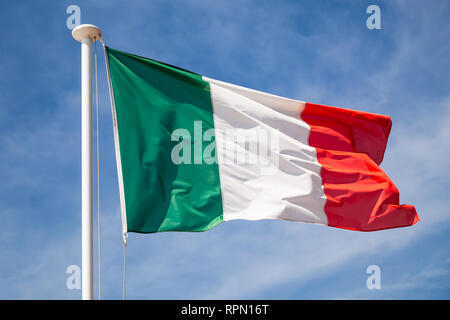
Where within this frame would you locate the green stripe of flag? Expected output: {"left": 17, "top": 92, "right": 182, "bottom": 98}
{"left": 106, "top": 47, "right": 223, "bottom": 233}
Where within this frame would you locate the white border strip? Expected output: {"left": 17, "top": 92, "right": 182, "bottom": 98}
{"left": 102, "top": 43, "right": 128, "bottom": 235}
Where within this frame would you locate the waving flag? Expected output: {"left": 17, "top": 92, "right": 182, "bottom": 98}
{"left": 105, "top": 46, "right": 418, "bottom": 234}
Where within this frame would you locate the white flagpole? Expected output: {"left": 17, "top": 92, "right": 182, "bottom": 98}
{"left": 72, "top": 24, "right": 102, "bottom": 300}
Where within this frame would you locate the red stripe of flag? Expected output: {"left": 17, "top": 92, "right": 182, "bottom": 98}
{"left": 302, "top": 102, "right": 419, "bottom": 231}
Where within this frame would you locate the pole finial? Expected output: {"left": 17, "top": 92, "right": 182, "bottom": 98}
{"left": 72, "top": 24, "right": 102, "bottom": 42}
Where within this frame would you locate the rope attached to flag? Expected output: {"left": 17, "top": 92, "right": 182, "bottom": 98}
{"left": 101, "top": 40, "right": 128, "bottom": 300}
{"left": 122, "top": 233, "right": 128, "bottom": 300}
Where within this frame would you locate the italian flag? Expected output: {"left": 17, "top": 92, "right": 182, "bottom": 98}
{"left": 105, "top": 47, "right": 418, "bottom": 234}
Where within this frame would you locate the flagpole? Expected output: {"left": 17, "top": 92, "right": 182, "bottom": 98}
{"left": 72, "top": 24, "right": 102, "bottom": 300}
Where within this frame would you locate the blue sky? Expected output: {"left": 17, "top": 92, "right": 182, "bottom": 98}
{"left": 0, "top": 0, "right": 449, "bottom": 299}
